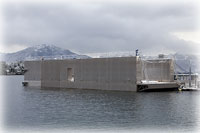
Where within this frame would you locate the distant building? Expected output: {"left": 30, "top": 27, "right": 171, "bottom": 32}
{"left": 0, "top": 61, "right": 7, "bottom": 75}
{"left": 175, "top": 73, "right": 199, "bottom": 88}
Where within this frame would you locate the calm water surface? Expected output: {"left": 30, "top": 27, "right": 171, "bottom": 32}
{"left": 2, "top": 76, "right": 200, "bottom": 132}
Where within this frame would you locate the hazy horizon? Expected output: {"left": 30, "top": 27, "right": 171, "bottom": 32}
{"left": 1, "top": 43, "right": 200, "bottom": 57}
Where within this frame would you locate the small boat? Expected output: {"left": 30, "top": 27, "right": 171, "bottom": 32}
{"left": 180, "top": 87, "right": 200, "bottom": 91}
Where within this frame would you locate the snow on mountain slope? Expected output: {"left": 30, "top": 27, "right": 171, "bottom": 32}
{"left": 1, "top": 44, "right": 89, "bottom": 62}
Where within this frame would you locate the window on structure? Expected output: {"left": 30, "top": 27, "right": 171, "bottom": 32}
{"left": 67, "top": 68, "right": 74, "bottom": 82}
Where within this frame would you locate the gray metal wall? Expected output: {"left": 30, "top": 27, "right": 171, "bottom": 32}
{"left": 41, "top": 57, "right": 137, "bottom": 91}
{"left": 24, "top": 61, "right": 41, "bottom": 81}
{"left": 24, "top": 57, "right": 175, "bottom": 91}
{"left": 41, "top": 60, "right": 61, "bottom": 88}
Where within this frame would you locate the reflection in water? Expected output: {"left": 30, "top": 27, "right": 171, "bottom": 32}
{"left": 2, "top": 76, "right": 200, "bottom": 132}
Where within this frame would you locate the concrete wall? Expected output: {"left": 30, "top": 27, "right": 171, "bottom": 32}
{"left": 136, "top": 57, "right": 143, "bottom": 83}
{"left": 24, "top": 61, "right": 41, "bottom": 87}
{"left": 41, "top": 60, "right": 61, "bottom": 88}
{"left": 24, "top": 61, "right": 41, "bottom": 81}
{"left": 41, "top": 57, "right": 137, "bottom": 91}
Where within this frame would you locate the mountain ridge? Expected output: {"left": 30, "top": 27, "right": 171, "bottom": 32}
{"left": 1, "top": 44, "right": 89, "bottom": 62}
{"left": 1, "top": 44, "right": 199, "bottom": 73}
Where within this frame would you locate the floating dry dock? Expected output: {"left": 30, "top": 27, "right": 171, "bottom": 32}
{"left": 23, "top": 56, "right": 180, "bottom": 91}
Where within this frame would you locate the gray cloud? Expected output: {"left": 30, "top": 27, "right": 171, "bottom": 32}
{"left": 2, "top": 1, "right": 199, "bottom": 55}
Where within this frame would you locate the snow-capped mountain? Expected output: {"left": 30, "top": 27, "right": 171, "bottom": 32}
{"left": 1, "top": 44, "right": 90, "bottom": 63}
{"left": 172, "top": 53, "right": 200, "bottom": 74}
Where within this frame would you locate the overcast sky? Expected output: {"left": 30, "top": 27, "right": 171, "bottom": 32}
{"left": 1, "top": 0, "right": 200, "bottom": 55}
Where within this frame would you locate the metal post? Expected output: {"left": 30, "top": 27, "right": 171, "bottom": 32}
{"left": 189, "top": 60, "right": 192, "bottom": 87}
{"left": 136, "top": 49, "right": 139, "bottom": 56}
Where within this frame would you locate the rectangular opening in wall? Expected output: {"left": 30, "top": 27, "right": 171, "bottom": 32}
{"left": 67, "top": 68, "right": 74, "bottom": 82}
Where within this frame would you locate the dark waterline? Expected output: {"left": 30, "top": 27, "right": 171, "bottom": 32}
{"left": 2, "top": 76, "right": 200, "bottom": 132}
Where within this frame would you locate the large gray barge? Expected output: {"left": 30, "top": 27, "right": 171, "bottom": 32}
{"left": 23, "top": 56, "right": 180, "bottom": 91}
